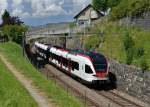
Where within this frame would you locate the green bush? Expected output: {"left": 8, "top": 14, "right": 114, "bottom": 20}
{"left": 111, "top": 0, "right": 150, "bottom": 20}
{"left": 69, "top": 22, "right": 76, "bottom": 28}
{"left": 2, "top": 25, "right": 28, "bottom": 44}
{"left": 123, "top": 33, "right": 135, "bottom": 51}
{"left": 140, "top": 59, "right": 149, "bottom": 71}
{"left": 84, "top": 35, "right": 101, "bottom": 50}
{"left": 123, "top": 33, "right": 135, "bottom": 65}
{"left": 126, "top": 47, "right": 135, "bottom": 65}
{"left": 136, "top": 47, "right": 145, "bottom": 57}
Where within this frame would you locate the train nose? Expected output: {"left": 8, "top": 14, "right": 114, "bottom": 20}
{"left": 95, "top": 72, "right": 107, "bottom": 78}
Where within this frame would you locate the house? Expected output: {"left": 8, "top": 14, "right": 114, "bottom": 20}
{"left": 74, "top": 4, "right": 104, "bottom": 26}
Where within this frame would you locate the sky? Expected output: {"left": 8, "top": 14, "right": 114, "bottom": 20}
{"left": 0, "top": 0, "right": 91, "bottom": 26}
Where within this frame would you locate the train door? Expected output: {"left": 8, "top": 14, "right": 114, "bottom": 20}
{"left": 78, "top": 63, "right": 84, "bottom": 80}
{"left": 84, "top": 64, "right": 94, "bottom": 81}
{"left": 60, "top": 56, "right": 63, "bottom": 68}
{"left": 68, "top": 58, "right": 72, "bottom": 73}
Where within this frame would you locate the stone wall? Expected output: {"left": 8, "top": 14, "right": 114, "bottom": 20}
{"left": 109, "top": 59, "right": 150, "bottom": 104}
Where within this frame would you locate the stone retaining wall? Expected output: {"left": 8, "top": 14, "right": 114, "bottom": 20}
{"left": 109, "top": 59, "right": 150, "bottom": 104}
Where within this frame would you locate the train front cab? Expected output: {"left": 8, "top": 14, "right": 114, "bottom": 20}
{"left": 85, "top": 53, "right": 109, "bottom": 85}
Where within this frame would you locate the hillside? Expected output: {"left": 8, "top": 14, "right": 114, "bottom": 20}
{"left": 84, "top": 20, "right": 150, "bottom": 71}
{"left": 110, "top": 0, "right": 150, "bottom": 20}
{"left": 0, "top": 57, "right": 38, "bottom": 107}
{"left": 0, "top": 42, "right": 83, "bottom": 107}
{"left": 30, "top": 22, "right": 71, "bottom": 31}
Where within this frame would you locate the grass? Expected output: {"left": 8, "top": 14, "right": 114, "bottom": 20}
{"left": 85, "top": 21, "right": 150, "bottom": 71}
{"left": 0, "top": 42, "right": 84, "bottom": 107}
{"left": 0, "top": 57, "right": 38, "bottom": 107}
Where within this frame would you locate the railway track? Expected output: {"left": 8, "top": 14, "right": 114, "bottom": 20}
{"left": 27, "top": 48, "right": 148, "bottom": 107}
{"left": 95, "top": 90, "right": 143, "bottom": 107}
{"left": 43, "top": 65, "right": 101, "bottom": 107}
{"left": 42, "top": 64, "right": 147, "bottom": 107}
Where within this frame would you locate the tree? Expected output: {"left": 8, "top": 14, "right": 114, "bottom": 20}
{"left": 2, "top": 25, "right": 28, "bottom": 43}
{"left": 2, "top": 9, "right": 11, "bottom": 25}
{"left": 92, "top": 0, "right": 122, "bottom": 11}
{"left": 1, "top": 10, "right": 23, "bottom": 26}
{"left": 92, "top": 0, "right": 108, "bottom": 11}
{"left": 1, "top": 9, "right": 28, "bottom": 44}
{"left": 107, "top": 0, "right": 122, "bottom": 8}
{"left": 10, "top": 16, "right": 24, "bottom": 25}
{"left": 111, "top": 0, "right": 150, "bottom": 20}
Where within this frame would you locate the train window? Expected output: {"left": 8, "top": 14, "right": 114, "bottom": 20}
{"left": 72, "top": 61, "right": 79, "bottom": 70}
{"left": 51, "top": 53, "right": 54, "bottom": 60}
{"left": 57, "top": 55, "right": 61, "bottom": 63}
{"left": 63, "top": 58, "right": 68, "bottom": 67}
{"left": 85, "top": 65, "right": 93, "bottom": 74}
{"left": 54, "top": 54, "right": 59, "bottom": 61}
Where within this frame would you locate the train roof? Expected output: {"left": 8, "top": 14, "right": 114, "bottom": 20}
{"left": 69, "top": 49, "right": 106, "bottom": 62}
{"left": 35, "top": 42, "right": 106, "bottom": 63}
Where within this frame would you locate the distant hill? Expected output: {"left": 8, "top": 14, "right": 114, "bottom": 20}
{"left": 30, "top": 22, "right": 72, "bottom": 31}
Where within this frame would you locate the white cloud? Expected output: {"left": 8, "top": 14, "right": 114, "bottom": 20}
{"left": 0, "top": 0, "right": 8, "bottom": 23}
{"left": 30, "top": 0, "right": 67, "bottom": 18}
{"left": 11, "top": 0, "right": 30, "bottom": 19}
{"left": 73, "top": 0, "right": 90, "bottom": 8}
{"left": 0, "top": 0, "right": 8, "bottom": 15}
{"left": 71, "top": 0, "right": 91, "bottom": 16}
{"left": 0, "top": 0, "right": 91, "bottom": 23}
{"left": 12, "top": 0, "right": 22, "bottom": 7}
{"left": 12, "top": 8, "right": 30, "bottom": 18}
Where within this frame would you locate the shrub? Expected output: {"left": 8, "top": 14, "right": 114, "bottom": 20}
{"left": 126, "top": 47, "right": 134, "bottom": 65}
{"left": 111, "top": 0, "right": 150, "bottom": 20}
{"left": 140, "top": 59, "right": 149, "bottom": 71}
{"left": 123, "top": 32, "right": 135, "bottom": 65}
{"left": 136, "top": 47, "right": 145, "bottom": 57}
{"left": 84, "top": 35, "right": 101, "bottom": 50}
{"left": 2, "top": 25, "right": 28, "bottom": 44}
{"left": 123, "top": 32, "right": 135, "bottom": 51}
{"left": 69, "top": 22, "right": 76, "bottom": 28}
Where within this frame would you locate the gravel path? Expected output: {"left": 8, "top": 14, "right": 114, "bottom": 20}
{"left": 0, "top": 53, "right": 54, "bottom": 107}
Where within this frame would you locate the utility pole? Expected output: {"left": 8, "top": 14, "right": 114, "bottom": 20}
{"left": 81, "top": 22, "right": 86, "bottom": 49}
{"left": 22, "top": 32, "right": 26, "bottom": 57}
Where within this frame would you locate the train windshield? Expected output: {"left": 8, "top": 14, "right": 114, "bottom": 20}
{"left": 86, "top": 52, "right": 107, "bottom": 72}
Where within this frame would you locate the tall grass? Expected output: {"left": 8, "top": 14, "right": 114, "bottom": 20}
{"left": 0, "top": 59, "right": 38, "bottom": 107}
{"left": 85, "top": 21, "right": 150, "bottom": 71}
{"left": 0, "top": 42, "right": 83, "bottom": 107}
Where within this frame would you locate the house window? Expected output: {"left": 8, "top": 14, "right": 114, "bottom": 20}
{"left": 78, "top": 20, "right": 85, "bottom": 25}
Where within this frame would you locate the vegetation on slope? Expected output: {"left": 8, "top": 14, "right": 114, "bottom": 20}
{"left": 92, "top": 0, "right": 121, "bottom": 11}
{"left": 0, "top": 42, "right": 83, "bottom": 107}
{"left": 92, "top": 0, "right": 150, "bottom": 20}
{"left": 84, "top": 21, "right": 150, "bottom": 71}
{"left": 0, "top": 10, "right": 28, "bottom": 44}
{"left": 111, "top": 0, "right": 150, "bottom": 20}
{"left": 0, "top": 58, "right": 38, "bottom": 107}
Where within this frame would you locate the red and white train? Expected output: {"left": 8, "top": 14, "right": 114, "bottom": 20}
{"left": 34, "top": 42, "right": 109, "bottom": 84}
